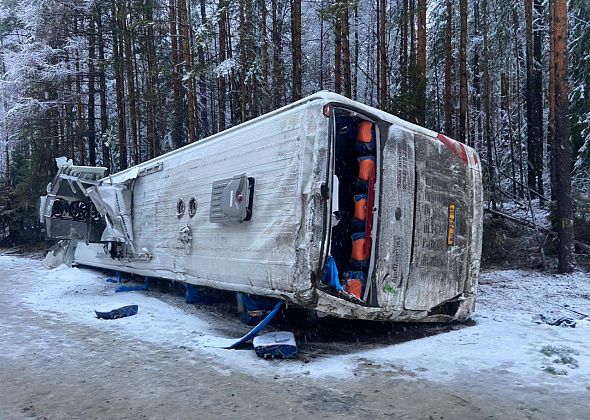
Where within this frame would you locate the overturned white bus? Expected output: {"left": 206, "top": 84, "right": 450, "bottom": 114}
{"left": 40, "top": 92, "right": 483, "bottom": 322}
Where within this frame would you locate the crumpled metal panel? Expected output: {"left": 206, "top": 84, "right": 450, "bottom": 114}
{"left": 86, "top": 184, "right": 135, "bottom": 252}
{"left": 41, "top": 159, "right": 107, "bottom": 242}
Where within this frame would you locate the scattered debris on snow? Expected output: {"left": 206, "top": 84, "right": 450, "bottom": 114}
{"left": 95, "top": 302, "right": 139, "bottom": 320}
{"left": 253, "top": 332, "right": 298, "bottom": 359}
{"left": 2, "top": 255, "right": 589, "bottom": 395}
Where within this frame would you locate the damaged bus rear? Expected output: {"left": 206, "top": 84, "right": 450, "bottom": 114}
{"left": 40, "top": 92, "right": 482, "bottom": 323}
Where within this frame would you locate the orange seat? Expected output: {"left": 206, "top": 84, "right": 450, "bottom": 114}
{"left": 358, "top": 157, "right": 375, "bottom": 181}
{"left": 351, "top": 236, "right": 367, "bottom": 262}
{"left": 354, "top": 196, "right": 367, "bottom": 221}
{"left": 346, "top": 279, "right": 363, "bottom": 299}
{"left": 357, "top": 121, "right": 373, "bottom": 143}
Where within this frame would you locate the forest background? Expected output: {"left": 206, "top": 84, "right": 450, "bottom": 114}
{"left": 0, "top": 0, "right": 588, "bottom": 273}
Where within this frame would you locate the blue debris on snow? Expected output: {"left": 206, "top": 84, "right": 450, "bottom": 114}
{"left": 115, "top": 277, "right": 150, "bottom": 293}
{"left": 185, "top": 284, "right": 222, "bottom": 305}
{"left": 253, "top": 331, "right": 297, "bottom": 359}
{"left": 106, "top": 271, "right": 122, "bottom": 283}
{"left": 204, "top": 301, "right": 285, "bottom": 349}
{"left": 228, "top": 300, "right": 284, "bottom": 349}
{"left": 237, "top": 292, "right": 280, "bottom": 325}
{"left": 95, "top": 303, "right": 138, "bottom": 319}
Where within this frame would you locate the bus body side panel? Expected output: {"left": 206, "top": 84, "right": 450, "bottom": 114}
{"left": 374, "top": 125, "right": 416, "bottom": 310}
{"left": 74, "top": 101, "right": 330, "bottom": 300}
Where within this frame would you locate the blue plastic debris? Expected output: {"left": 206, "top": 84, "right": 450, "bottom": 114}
{"left": 186, "top": 284, "right": 222, "bottom": 304}
{"left": 237, "top": 293, "right": 279, "bottom": 325}
{"left": 115, "top": 277, "right": 150, "bottom": 293}
{"left": 253, "top": 331, "right": 297, "bottom": 359}
{"left": 95, "top": 303, "right": 138, "bottom": 319}
{"left": 106, "top": 271, "right": 122, "bottom": 283}
{"left": 227, "top": 300, "right": 284, "bottom": 349}
{"left": 321, "top": 255, "right": 343, "bottom": 291}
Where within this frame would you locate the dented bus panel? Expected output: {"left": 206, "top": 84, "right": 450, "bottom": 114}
{"left": 41, "top": 92, "right": 483, "bottom": 322}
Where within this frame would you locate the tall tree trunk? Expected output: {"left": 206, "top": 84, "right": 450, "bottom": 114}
{"left": 444, "top": 0, "right": 454, "bottom": 137}
{"left": 501, "top": 73, "right": 517, "bottom": 194}
{"left": 112, "top": 1, "right": 127, "bottom": 169}
{"left": 548, "top": 0, "right": 557, "bottom": 200}
{"left": 197, "top": 0, "right": 209, "bottom": 136}
{"left": 512, "top": 7, "right": 525, "bottom": 195}
{"left": 416, "top": 0, "right": 426, "bottom": 125}
{"left": 334, "top": 11, "right": 342, "bottom": 94}
{"left": 553, "top": 0, "right": 573, "bottom": 273}
{"left": 178, "top": 0, "right": 196, "bottom": 142}
{"left": 218, "top": 0, "right": 227, "bottom": 131}
{"left": 525, "top": 0, "right": 545, "bottom": 195}
{"left": 291, "top": 0, "right": 302, "bottom": 101}
{"left": 239, "top": 0, "right": 247, "bottom": 120}
{"left": 227, "top": 13, "right": 240, "bottom": 125}
{"left": 74, "top": 20, "right": 85, "bottom": 166}
{"left": 245, "top": 0, "right": 257, "bottom": 116}
{"left": 145, "top": 0, "right": 159, "bottom": 158}
{"left": 400, "top": 0, "right": 409, "bottom": 102}
{"left": 260, "top": 0, "right": 270, "bottom": 113}
{"left": 378, "top": 0, "right": 387, "bottom": 108}
{"left": 341, "top": 5, "right": 352, "bottom": 98}
{"left": 87, "top": 14, "right": 96, "bottom": 166}
{"left": 532, "top": 0, "right": 544, "bottom": 195}
{"left": 271, "top": 0, "right": 284, "bottom": 108}
{"left": 482, "top": 0, "right": 495, "bottom": 208}
{"left": 96, "top": 7, "right": 110, "bottom": 171}
{"left": 120, "top": 3, "right": 139, "bottom": 165}
{"left": 458, "top": 0, "right": 468, "bottom": 144}
{"left": 168, "top": 0, "right": 183, "bottom": 148}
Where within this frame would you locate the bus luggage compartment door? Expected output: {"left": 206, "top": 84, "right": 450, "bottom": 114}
{"left": 374, "top": 126, "right": 415, "bottom": 310}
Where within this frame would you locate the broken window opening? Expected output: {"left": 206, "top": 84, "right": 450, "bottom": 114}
{"left": 188, "top": 197, "right": 198, "bottom": 218}
{"left": 177, "top": 199, "right": 186, "bottom": 218}
{"left": 321, "top": 108, "right": 379, "bottom": 305}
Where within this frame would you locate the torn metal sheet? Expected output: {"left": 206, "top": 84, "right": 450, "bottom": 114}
{"left": 41, "top": 92, "right": 483, "bottom": 323}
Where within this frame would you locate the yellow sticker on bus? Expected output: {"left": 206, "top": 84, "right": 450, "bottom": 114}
{"left": 447, "top": 204, "right": 456, "bottom": 246}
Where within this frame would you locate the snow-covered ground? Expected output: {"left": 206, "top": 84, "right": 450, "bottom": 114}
{"left": 2, "top": 254, "right": 589, "bottom": 388}
{"left": 1, "top": 253, "right": 589, "bottom": 418}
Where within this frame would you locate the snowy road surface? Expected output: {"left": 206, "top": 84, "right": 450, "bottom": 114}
{"left": 0, "top": 254, "right": 589, "bottom": 419}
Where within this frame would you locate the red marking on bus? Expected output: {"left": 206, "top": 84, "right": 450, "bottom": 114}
{"left": 365, "top": 165, "right": 376, "bottom": 259}
{"left": 436, "top": 133, "right": 468, "bottom": 164}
